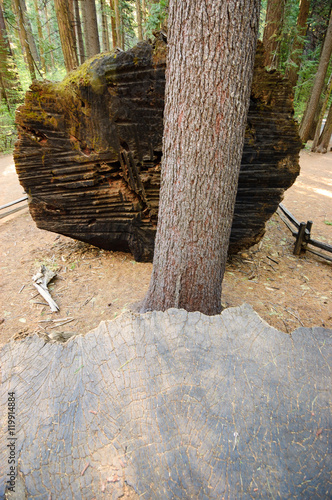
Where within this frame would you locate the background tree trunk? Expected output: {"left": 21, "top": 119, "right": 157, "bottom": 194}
{"left": 73, "top": 0, "right": 85, "bottom": 64}
{"left": 113, "top": 0, "right": 123, "bottom": 49}
{"left": 109, "top": 0, "right": 117, "bottom": 48}
{"left": 286, "top": 0, "right": 310, "bottom": 88}
{"left": 54, "top": 0, "right": 78, "bottom": 72}
{"left": 12, "top": 0, "right": 36, "bottom": 79}
{"left": 311, "top": 73, "right": 332, "bottom": 150}
{"left": 142, "top": 0, "right": 260, "bottom": 315}
{"left": 136, "top": 0, "right": 143, "bottom": 41}
{"left": 262, "top": 0, "right": 286, "bottom": 68}
{"left": 19, "top": 0, "right": 40, "bottom": 67}
{"left": 299, "top": 9, "right": 332, "bottom": 143}
{"left": 43, "top": 1, "right": 55, "bottom": 68}
{"left": 32, "top": 0, "right": 46, "bottom": 73}
{"left": 82, "top": 0, "right": 100, "bottom": 57}
{"left": 312, "top": 100, "right": 332, "bottom": 153}
{"left": 100, "top": 0, "right": 110, "bottom": 52}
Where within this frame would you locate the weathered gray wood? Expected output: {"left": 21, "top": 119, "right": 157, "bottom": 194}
{"left": 0, "top": 305, "right": 331, "bottom": 499}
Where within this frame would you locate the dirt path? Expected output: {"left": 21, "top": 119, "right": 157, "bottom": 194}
{"left": 0, "top": 150, "right": 331, "bottom": 346}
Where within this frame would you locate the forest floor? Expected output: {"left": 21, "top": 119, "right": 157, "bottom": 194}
{"left": 0, "top": 149, "right": 331, "bottom": 346}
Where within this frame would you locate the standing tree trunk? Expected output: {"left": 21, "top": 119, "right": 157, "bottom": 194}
{"left": 312, "top": 101, "right": 332, "bottom": 153}
{"left": 142, "top": 0, "right": 260, "bottom": 315}
{"left": 12, "top": 0, "right": 36, "bottom": 80}
{"left": 100, "top": 0, "right": 110, "bottom": 52}
{"left": 43, "top": 1, "right": 55, "bottom": 68}
{"left": 54, "top": 0, "right": 78, "bottom": 72}
{"left": 113, "top": 0, "right": 123, "bottom": 49}
{"left": 109, "top": 0, "right": 117, "bottom": 47}
{"left": 262, "top": 0, "right": 286, "bottom": 68}
{"left": 136, "top": 0, "right": 143, "bottom": 41}
{"left": 73, "top": 0, "right": 85, "bottom": 64}
{"left": 286, "top": 0, "right": 310, "bottom": 89}
{"left": 19, "top": 0, "right": 40, "bottom": 68}
{"left": 311, "top": 73, "right": 332, "bottom": 150}
{"left": 82, "top": 0, "right": 100, "bottom": 58}
{"left": 32, "top": 0, "right": 46, "bottom": 73}
{"left": 299, "top": 9, "right": 332, "bottom": 143}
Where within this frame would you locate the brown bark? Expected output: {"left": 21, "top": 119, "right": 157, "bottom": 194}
{"left": 311, "top": 73, "right": 332, "bottom": 150}
{"left": 43, "top": 1, "right": 55, "bottom": 67}
{"left": 299, "top": 9, "right": 332, "bottom": 143}
{"left": 312, "top": 101, "right": 332, "bottom": 153}
{"left": 100, "top": 0, "right": 110, "bottom": 52}
{"left": 262, "top": 0, "right": 286, "bottom": 68}
{"left": 113, "top": 0, "right": 123, "bottom": 49}
{"left": 109, "top": 0, "right": 117, "bottom": 47}
{"left": 54, "top": 0, "right": 78, "bottom": 72}
{"left": 82, "top": 0, "right": 100, "bottom": 58}
{"left": 12, "top": 0, "right": 36, "bottom": 79}
{"left": 136, "top": 0, "right": 143, "bottom": 41}
{"left": 19, "top": 0, "right": 40, "bottom": 67}
{"left": 286, "top": 0, "right": 310, "bottom": 88}
{"left": 73, "top": 0, "right": 85, "bottom": 64}
{"left": 142, "top": 1, "right": 260, "bottom": 315}
{"left": 32, "top": 0, "right": 46, "bottom": 73}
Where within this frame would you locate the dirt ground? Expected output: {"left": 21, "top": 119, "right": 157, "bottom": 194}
{"left": 0, "top": 149, "right": 331, "bottom": 346}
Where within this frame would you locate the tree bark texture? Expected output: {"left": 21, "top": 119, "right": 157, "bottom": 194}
{"left": 286, "top": 0, "right": 310, "bottom": 89}
{"left": 142, "top": 0, "right": 261, "bottom": 314}
{"left": 262, "top": 0, "right": 286, "bottom": 69}
{"left": 109, "top": 0, "right": 117, "bottom": 48}
{"left": 19, "top": 0, "right": 40, "bottom": 67}
{"left": 54, "top": 0, "right": 78, "bottom": 72}
{"left": 299, "top": 9, "right": 332, "bottom": 143}
{"left": 311, "top": 73, "right": 332, "bottom": 150}
{"left": 33, "top": 0, "right": 46, "bottom": 73}
{"left": 113, "top": 0, "right": 123, "bottom": 49}
{"left": 82, "top": 0, "right": 100, "bottom": 57}
{"left": 14, "top": 40, "right": 301, "bottom": 266}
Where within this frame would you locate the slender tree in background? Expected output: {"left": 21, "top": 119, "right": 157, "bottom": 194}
{"left": 0, "top": 2, "right": 20, "bottom": 110}
{"left": 54, "top": 0, "right": 78, "bottom": 72}
{"left": 113, "top": 0, "right": 123, "bottom": 49}
{"left": 313, "top": 100, "right": 332, "bottom": 152}
{"left": 82, "top": 0, "right": 100, "bottom": 57}
{"left": 32, "top": 0, "right": 46, "bottom": 73}
{"left": 100, "top": 0, "right": 110, "bottom": 51}
{"left": 299, "top": 9, "right": 332, "bottom": 143}
{"left": 286, "top": 0, "right": 310, "bottom": 89}
{"left": 136, "top": 0, "right": 143, "bottom": 41}
{"left": 43, "top": 0, "right": 55, "bottom": 68}
{"left": 142, "top": 0, "right": 260, "bottom": 315}
{"left": 19, "top": 0, "right": 40, "bottom": 67}
{"left": 263, "top": 0, "right": 286, "bottom": 68}
{"left": 311, "top": 73, "right": 332, "bottom": 150}
{"left": 109, "top": 0, "right": 117, "bottom": 47}
{"left": 12, "top": 0, "right": 36, "bottom": 79}
{"left": 73, "top": 0, "right": 85, "bottom": 64}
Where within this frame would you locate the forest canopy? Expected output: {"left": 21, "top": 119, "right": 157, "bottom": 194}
{"left": 0, "top": 0, "right": 332, "bottom": 152}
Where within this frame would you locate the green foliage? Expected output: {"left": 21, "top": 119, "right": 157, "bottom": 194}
{"left": 144, "top": 0, "right": 168, "bottom": 37}
{"left": 0, "top": 103, "right": 17, "bottom": 153}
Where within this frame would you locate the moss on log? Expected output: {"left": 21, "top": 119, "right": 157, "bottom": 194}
{"left": 14, "top": 39, "right": 301, "bottom": 261}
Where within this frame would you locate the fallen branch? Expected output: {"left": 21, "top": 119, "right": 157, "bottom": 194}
{"left": 32, "top": 266, "right": 59, "bottom": 313}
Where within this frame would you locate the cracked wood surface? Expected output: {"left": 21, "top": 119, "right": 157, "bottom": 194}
{"left": 0, "top": 304, "right": 331, "bottom": 499}
{"left": 14, "top": 40, "right": 301, "bottom": 261}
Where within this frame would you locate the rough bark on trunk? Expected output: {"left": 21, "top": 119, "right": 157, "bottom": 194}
{"left": 262, "top": 0, "right": 286, "bottom": 69}
{"left": 19, "top": 0, "right": 40, "bottom": 67}
{"left": 299, "top": 10, "right": 332, "bottom": 144}
{"left": 43, "top": 1, "right": 55, "bottom": 67}
{"left": 54, "top": 0, "right": 78, "bottom": 72}
{"left": 14, "top": 40, "right": 301, "bottom": 264}
{"left": 113, "top": 0, "right": 123, "bottom": 49}
{"left": 142, "top": 0, "right": 260, "bottom": 315}
{"left": 82, "top": 0, "right": 100, "bottom": 57}
{"left": 136, "top": 0, "right": 143, "bottom": 41}
{"left": 311, "top": 73, "right": 332, "bottom": 150}
{"left": 286, "top": 0, "right": 310, "bottom": 89}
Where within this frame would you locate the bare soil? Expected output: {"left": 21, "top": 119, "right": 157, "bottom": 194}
{"left": 0, "top": 150, "right": 331, "bottom": 346}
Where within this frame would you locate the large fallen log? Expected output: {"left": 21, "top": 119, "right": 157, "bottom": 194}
{"left": 0, "top": 305, "right": 331, "bottom": 498}
{"left": 14, "top": 39, "right": 301, "bottom": 261}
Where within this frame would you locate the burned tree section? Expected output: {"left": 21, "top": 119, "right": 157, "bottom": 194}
{"left": 14, "top": 40, "right": 301, "bottom": 262}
